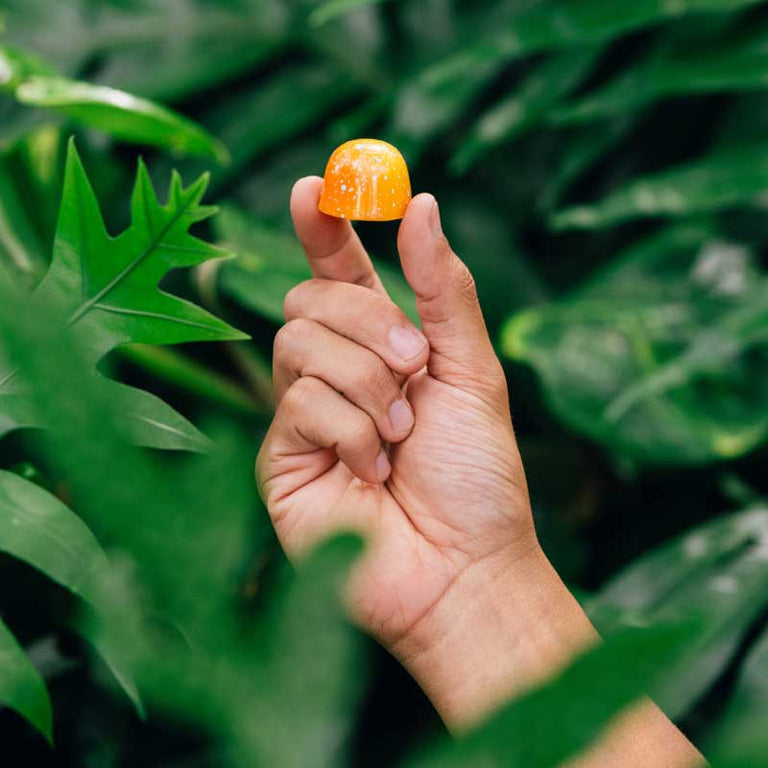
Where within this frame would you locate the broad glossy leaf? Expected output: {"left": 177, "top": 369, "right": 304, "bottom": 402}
{"left": 452, "top": 47, "right": 602, "bottom": 172}
{"left": 409, "top": 622, "right": 696, "bottom": 768}
{"left": 214, "top": 207, "right": 419, "bottom": 323}
{"left": 0, "top": 618, "right": 52, "bottom": 742}
{"left": 502, "top": 225, "right": 768, "bottom": 463}
{"left": 0, "top": 468, "right": 144, "bottom": 717}
{"left": 16, "top": 77, "right": 228, "bottom": 162}
{"left": 0, "top": 141, "right": 246, "bottom": 450}
{"left": 0, "top": 469, "right": 108, "bottom": 602}
{"left": 588, "top": 506, "right": 768, "bottom": 716}
{"left": 551, "top": 143, "right": 768, "bottom": 229}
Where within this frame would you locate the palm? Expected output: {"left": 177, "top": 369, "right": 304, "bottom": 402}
{"left": 265, "top": 369, "right": 525, "bottom": 643}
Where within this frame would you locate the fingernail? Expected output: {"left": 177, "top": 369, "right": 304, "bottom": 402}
{"left": 429, "top": 196, "right": 443, "bottom": 239}
{"left": 376, "top": 449, "right": 391, "bottom": 481}
{"left": 389, "top": 325, "right": 427, "bottom": 361}
{"left": 388, "top": 398, "right": 414, "bottom": 435}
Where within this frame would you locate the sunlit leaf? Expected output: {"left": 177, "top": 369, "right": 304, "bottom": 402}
{"left": 16, "top": 77, "right": 228, "bottom": 162}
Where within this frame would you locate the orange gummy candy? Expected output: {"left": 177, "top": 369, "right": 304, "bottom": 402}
{"left": 318, "top": 139, "right": 411, "bottom": 221}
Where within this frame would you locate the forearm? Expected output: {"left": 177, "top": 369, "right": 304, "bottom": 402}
{"left": 393, "top": 545, "right": 704, "bottom": 766}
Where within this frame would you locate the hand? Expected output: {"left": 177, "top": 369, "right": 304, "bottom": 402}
{"left": 258, "top": 177, "right": 534, "bottom": 638}
{"left": 257, "top": 179, "right": 707, "bottom": 766}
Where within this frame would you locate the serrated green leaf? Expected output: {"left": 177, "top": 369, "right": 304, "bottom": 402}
{"left": 15, "top": 77, "right": 228, "bottom": 162}
{"left": 214, "top": 206, "right": 418, "bottom": 324}
{"left": 409, "top": 622, "right": 697, "bottom": 768}
{"left": 588, "top": 506, "right": 768, "bottom": 717}
{"left": 0, "top": 618, "right": 52, "bottom": 743}
{"left": 551, "top": 143, "right": 768, "bottom": 229}
{"left": 0, "top": 140, "right": 247, "bottom": 450}
{"left": 501, "top": 225, "right": 768, "bottom": 463}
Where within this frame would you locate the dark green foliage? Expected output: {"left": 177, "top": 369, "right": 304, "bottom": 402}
{"left": 1, "top": 0, "right": 767, "bottom": 765}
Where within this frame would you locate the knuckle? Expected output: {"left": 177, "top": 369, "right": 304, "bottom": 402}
{"left": 344, "top": 412, "right": 376, "bottom": 446}
{"left": 274, "top": 318, "right": 312, "bottom": 359}
{"left": 282, "top": 376, "right": 320, "bottom": 414}
{"left": 283, "top": 280, "right": 319, "bottom": 319}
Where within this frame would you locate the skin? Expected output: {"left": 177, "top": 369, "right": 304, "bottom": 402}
{"left": 256, "top": 176, "right": 706, "bottom": 765}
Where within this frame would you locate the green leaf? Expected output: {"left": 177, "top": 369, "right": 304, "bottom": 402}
{"left": 0, "top": 618, "right": 52, "bottom": 743}
{"left": 550, "top": 21, "right": 768, "bottom": 126}
{"left": 551, "top": 143, "right": 768, "bottom": 229}
{"left": 588, "top": 506, "right": 768, "bottom": 717}
{"left": 501, "top": 225, "right": 768, "bottom": 463}
{"left": 192, "top": 63, "right": 360, "bottom": 192}
{"left": 0, "top": 157, "right": 47, "bottom": 287}
{"left": 0, "top": 140, "right": 247, "bottom": 450}
{"left": 393, "top": 0, "right": 763, "bottom": 147}
{"left": 214, "top": 206, "right": 419, "bottom": 324}
{"left": 0, "top": 468, "right": 144, "bottom": 717}
{"left": 0, "top": 43, "right": 55, "bottom": 91}
{"left": 309, "top": 0, "right": 390, "bottom": 27}
{"left": 452, "top": 47, "right": 603, "bottom": 173}
{"left": 706, "top": 624, "right": 768, "bottom": 766}
{"left": 0, "top": 469, "right": 108, "bottom": 602}
{"left": 15, "top": 77, "right": 228, "bottom": 162}
{"left": 409, "top": 622, "right": 697, "bottom": 768}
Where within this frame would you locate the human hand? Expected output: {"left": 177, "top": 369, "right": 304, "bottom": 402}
{"left": 258, "top": 176, "right": 534, "bottom": 627}
{"left": 256, "top": 177, "right": 705, "bottom": 764}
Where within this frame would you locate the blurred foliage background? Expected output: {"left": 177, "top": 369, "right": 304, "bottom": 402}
{"left": 1, "top": 0, "right": 767, "bottom": 765}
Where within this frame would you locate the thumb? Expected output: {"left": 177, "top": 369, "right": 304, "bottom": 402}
{"left": 397, "top": 193, "right": 505, "bottom": 404}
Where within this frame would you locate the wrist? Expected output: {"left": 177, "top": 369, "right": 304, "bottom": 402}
{"left": 391, "top": 542, "right": 599, "bottom": 729}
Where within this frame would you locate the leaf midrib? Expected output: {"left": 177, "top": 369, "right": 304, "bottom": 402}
{"left": 67, "top": 188, "right": 191, "bottom": 326}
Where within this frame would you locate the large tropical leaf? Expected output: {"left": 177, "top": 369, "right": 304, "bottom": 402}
{"left": 587, "top": 505, "right": 768, "bottom": 717}
{"left": 0, "top": 468, "right": 143, "bottom": 735}
{"left": 1, "top": 43, "right": 226, "bottom": 159}
{"left": 501, "top": 225, "right": 768, "bottom": 464}
{"left": 0, "top": 140, "right": 247, "bottom": 449}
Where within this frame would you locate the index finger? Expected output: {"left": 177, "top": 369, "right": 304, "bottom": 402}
{"left": 290, "top": 176, "right": 387, "bottom": 294}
